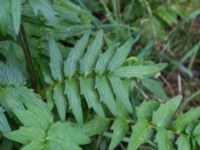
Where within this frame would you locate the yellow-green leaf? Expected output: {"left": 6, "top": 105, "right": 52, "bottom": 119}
{"left": 127, "top": 119, "right": 152, "bottom": 150}
{"left": 152, "top": 95, "right": 182, "bottom": 127}
{"left": 109, "top": 117, "right": 129, "bottom": 150}
{"left": 155, "top": 128, "right": 174, "bottom": 150}
{"left": 173, "top": 107, "right": 200, "bottom": 133}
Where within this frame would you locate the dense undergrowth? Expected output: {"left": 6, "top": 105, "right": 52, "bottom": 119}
{"left": 0, "top": 0, "right": 200, "bottom": 150}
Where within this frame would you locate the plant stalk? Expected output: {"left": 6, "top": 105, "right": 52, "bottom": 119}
{"left": 19, "top": 23, "right": 38, "bottom": 91}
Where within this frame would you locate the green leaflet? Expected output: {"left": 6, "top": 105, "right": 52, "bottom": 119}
{"left": 95, "top": 75, "right": 117, "bottom": 116}
{"left": 185, "top": 121, "right": 198, "bottom": 135}
{"left": 47, "top": 139, "right": 82, "bottom": 150}
{"left": 40, "top": 61, "right": 54, "bottom": 85}
{"left": 127, "top": 119, "right": 152, "bottom": 150}
{"left": 109, "top": 75, "right": 132, "bottom": 113}
{"left": 13, "top": 106, "right": 52, "bottom": 130}
{"left": 109, "top": 117, "right": 129, "bottom": 150}
{"left": 137, "top": 16, "right": 165, "bottom": 41}
{"left": 176, "top": 134, "right": 191, "bottom": 150}
{"left": 10, "top": 0, "right": 21, "bottom": 34}
{"left": 0, "top": 87, "right": 49, "bottom": 113}
{"left": 0, "top": 61, "right": 25, "bottom": 86}
{"left": 28, "top": 0, "right": 58, "bottom": 27}
{"left": 113, "top": 64, "right": 167, "bottom": 78}
{"left": 193, "top": 123, "right": 200, "bottom": 136}
{"left": 53, "top": 84, "right": 67, "bottom": 121}
{"left": 64, "top": 80, "right": 83, "bottom": 124}
{"left": 137, "top": 42, "right": 154, "bottom": 62}
{"left": 56, "top": 0, "right": 93, "bottom": 22}
{"left": 26, "top": 104, "right": 53, "bottom": 129}
{"left": 173, "top": 107, "right": 200, "bottom": 133}
{"left": 46, "top": 88, "right": 54, "bottom": 111}
{"left": 152, "top": 95, "right": 182, "bottom": 128}
{"left": 53, "top": 5, "right": 81, "bottom": 23}
{"left": 0, "top": 107, "right": 10, "bottom": 132}
{"left": 80, "top": 77, "right": 105, "bottom": 117}
{"left": 116, "top": 99, "right": 129, "bottom": 117}
{"left": 48, "top": 37, "right": 63, "bottom": 81}
{"left": 141, "top": 78, "right": 168, "bottom": 100}
{"left": 136, "top": 101, "right": 159, "bottom": 120}
{"left": 155, "top": 4, "right": 177, "bottom": 25}
{"left": 80, "top": 30, "right": 103, "bottom": 75}
{"left": 48, "top": 122, "right": 91, "bottom": 146}
{"left": 155, "top": 128, "right": 173, "bottom": 150}
{"left": 108, "top": 36, "right": 139, "bottom": 71}
{"left": 0, "top": 0, "right": 9, "bottom": 36}
{"left": 64, "top": 33, "right": 90, "bottom": 78}
{"left": 82, "top": 116, "right": 109, "bottom": 136}
{"left": 16, "top": 87, "right": 49, "bottom": 111}
{"left": 4, "top": 126, "right": 45, "bottom": 145}
{"left": 95, "top": 46, "right": 116, "bottom": 74}
{"left": 21, "top": 141, "right": 43, "bottom": 150}
{"left": 54, "top": 24, "right": 92, "bottom": 40}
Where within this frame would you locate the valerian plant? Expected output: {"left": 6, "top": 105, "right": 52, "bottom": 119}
{"left": 0, "top": 0, "right": 200, "bottom": 150}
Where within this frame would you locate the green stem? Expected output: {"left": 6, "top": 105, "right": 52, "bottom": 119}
{"left": 19, "top": 23, "right": 38, "bottom": 91}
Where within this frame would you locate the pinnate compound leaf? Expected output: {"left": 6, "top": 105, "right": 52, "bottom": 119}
{"left": 4, "top": 126, "right": 45, "bottom": 145}
{"left": 113, "top": 64, "right": 167, "bottom": 78}
{"left": 173, "top": 107, "right": 200, "bottom": 133}
{"left": 95, "top": 75, "right": 117, "bottom": 116}
{"left": 65, "top": 79, "right": 83, "bottom": 124}
{"left": 109, "top": 75, "right": 132, "bottom": 113}
{"left": 82, "top": 116, "right": 109, "bottom": 136}
{"left": 53, "top": 84, "right": 67, "bottom": 121}
{"left": 10, "top": 0, "right": 21, "bottom": 34}
{"left": 80, "top": 30, "right": 103, "bottom": 75}
{"left": 80, "top": 77, "right": 105, "bottom": 117}
{"left": 48, "top": 37, "right": 63, "bottom": 81}
{"left": 109, "top": 117, "right": 129, "bottom": 150}
{"left": 136, "top": 101, "right": 159, "bottom": 120}
{"left": 141, "top": 78, "right": 168, "bottom": 100}
{"left": 152, "top": 95, "right": 182, "bottom": 127}
{"left": 108, "top": 36, "right": 139, "bottom": 71}
{"left": 155, "top": 128, "right": 173, "bottom": 150}
{"left": 176, "top": 134, "right": 191, "bottom": 150}
{"left": 64, "top": 33, "right": 90, "bottom": 77}
{"left": 127, "top": 119, "right": 152, "bottom": 150}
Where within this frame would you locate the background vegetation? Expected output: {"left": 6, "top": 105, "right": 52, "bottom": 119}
{"left": 0, "top": 0, "right": 200, "bottom": 149}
